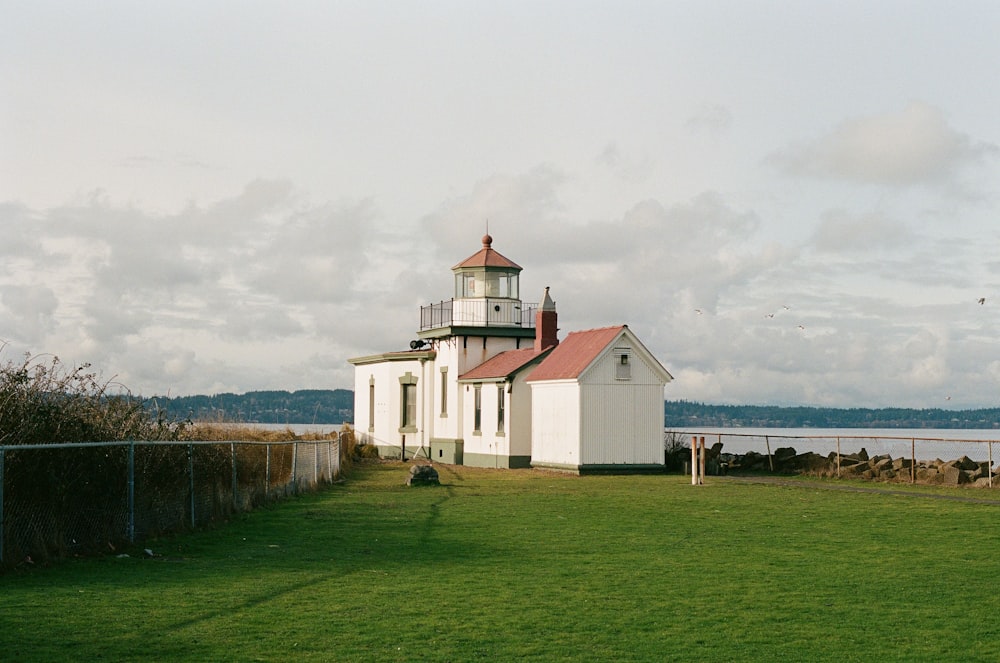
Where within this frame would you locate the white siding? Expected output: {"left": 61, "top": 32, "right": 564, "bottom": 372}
{"left": 576, "top": 337, "right": 665, "bottom": 466}
{"left": 430, "top": 335, "right": 527, "bottom": 445}
{"left": 461, "top": 381, "right": 498, "bottom": 459}
{"left": 579, "top": 383, "right": 664, "bottom": 465}
{"left": 530, "top": 381, "right": 581, "bottom": 465}
{"left": 351, "top": 358, "right": 429, "bottom": 455}
{"left": 507, "top": 371, "right": 534, "bottom": 458}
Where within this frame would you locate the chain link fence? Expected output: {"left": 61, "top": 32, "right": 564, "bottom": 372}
{"left": 671, "top": 430, "right": 1000, "bottom": 486}
{"left": 0, "top": 438, "right": 340, "bottom": 568}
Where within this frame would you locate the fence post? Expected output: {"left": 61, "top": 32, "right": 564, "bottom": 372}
{"left": 699, "top": 436, "right": 706, "bottom": 483}
{"left": 292, "top": 442, "right": 298, "bottom": 492}
{"left": 188, "top": 443, "right": 195, "bottom": 527}
{"left": 0, "top": 447, "right": 5, "bottom": 564}
{"left": 990, "top": 442, "right": 994, "bottom": 489}
{"left": 266, "top": 444, "right": 271, "bottom": 499}
{"left": 127, "top": 442, "right": 135, "bottom": 544}
{"left": 765, "top": 436, "right": 774, "bottom": 472}
{"left": 911, "top": 438, "right": 916, "bottom": 484}
{"left": 836, "top": 437, "right": 841, "bottom": 478}
{"left": 231, "top": 442, "right": 238, "bottom": 512}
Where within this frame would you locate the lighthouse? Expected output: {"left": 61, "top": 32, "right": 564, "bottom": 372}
{"left": 348, "top": 234, "right": 672, "bottom": 472}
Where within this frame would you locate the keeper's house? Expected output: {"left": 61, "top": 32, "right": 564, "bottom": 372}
{"left": 347, "top": 235, "right": 672, "bottom": 473}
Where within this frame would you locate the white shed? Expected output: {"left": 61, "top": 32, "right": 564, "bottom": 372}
{"left": 526, "top": 325, "right": 673, "bottom": 473}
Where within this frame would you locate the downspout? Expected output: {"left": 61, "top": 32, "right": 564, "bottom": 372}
{"left": 420, "top": 356, "right": 428, "bottom": 460}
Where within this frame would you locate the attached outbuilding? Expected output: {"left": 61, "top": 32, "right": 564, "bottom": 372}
{"left": 527, "top": 325, "right": 673, "bottom": 473}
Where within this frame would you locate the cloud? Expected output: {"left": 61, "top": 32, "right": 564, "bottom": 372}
{"left": 770, "top": 102, "right": 998, "bottom": 186}
{"left": 0, "top": 180, "right": 387, "bottom": 395}
{"left": 809, "top": 209, "right": 916, "bottom": 253}
{"left": 685, "top": 104, "right": 733, "bottom": 133}
{"left": 0, "top": 284, "right": 59, "bottom": 341}
{"left": 595, "top": 143, "right": 655, "bottom": 183}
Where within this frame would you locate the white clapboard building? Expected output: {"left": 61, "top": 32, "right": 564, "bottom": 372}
{"left": 348, "top": 235, "right": 673, "bottom": 473}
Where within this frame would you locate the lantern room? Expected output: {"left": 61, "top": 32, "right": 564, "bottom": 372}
{"left": 453, "top": 234, "right": 521, "bottom": 300}
{"left": 419, "top": 234, "right": 537, "bottom": 336}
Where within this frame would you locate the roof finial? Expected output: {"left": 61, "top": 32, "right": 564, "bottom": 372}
{"left": 482, "top": 219, "right": 493, "bottom": 249}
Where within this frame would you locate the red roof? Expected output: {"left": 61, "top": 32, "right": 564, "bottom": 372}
{"left": 526, "top": 326, "right": 626, "bottom": 382}
{"left": 452, "top": 234, "right": 522, "bottom": 271}
{"left": 459, "top": 347, "right": 547, "bottom": 381}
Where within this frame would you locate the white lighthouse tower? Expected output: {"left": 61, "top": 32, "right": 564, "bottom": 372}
{"left": 349, "top": 235, "right": 540, "bottom": 463}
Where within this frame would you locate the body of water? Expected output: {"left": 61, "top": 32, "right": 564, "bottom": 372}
{"left": 199, "top": 422, "right": 344, "bottom": 436}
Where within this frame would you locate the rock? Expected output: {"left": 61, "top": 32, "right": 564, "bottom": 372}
{"left": 406, "top": 464, "right": 440, "bottom": 486}
{"left": 892, "top": 458, "right": 912, "bottom": 471}
{"left": 872, "top": 457, "right": 894, "bottom": 472}
{"left": 794, "top": 452, "right": 833, "bottom": 474}
{"left": 774, "top": 447, "right": 797, "bottom": 462}
{"left": 934, "top": 465, "right": 968, "bottom": 486}
{"left": 955, "top": 456, "right": 979, "bottom": 471}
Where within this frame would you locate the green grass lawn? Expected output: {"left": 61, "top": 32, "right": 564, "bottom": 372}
{"left": 3, "top": 461, "right": 1000, "bottom": 662}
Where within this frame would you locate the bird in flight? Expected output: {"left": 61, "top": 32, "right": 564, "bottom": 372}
{"left": 978, "top": 297, "right": 986, "bottom": 305}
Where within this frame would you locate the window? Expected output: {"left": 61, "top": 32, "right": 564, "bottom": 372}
{"left": 402, "top": 383, "right": 416, "bottom": 428}
{"left": 399, "top": 373, "right": 418, "bottom": 433}
{"left": 615, "top": 348, "right": 632, "bottom": 380}
{"left": 439, "top": 368, "right": 448, "bottom": 417}
{"left": 368, "top": 377, "right": 375, "bottom": 431}
{"left": 497, "top": 384, "right": 505, "bottom": 434}
{"left": 473, "top": 385, "right": 482, "bottom": 433}
{"left": 456, "top": 273, "right": 475, "bottom": 298}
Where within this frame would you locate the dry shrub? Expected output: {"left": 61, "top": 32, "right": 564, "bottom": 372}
{"left": 0, "top": 351, "right": 185, "bottom": 445}
{"left": 180, "top": 423, "right": 299, "bottom": 442}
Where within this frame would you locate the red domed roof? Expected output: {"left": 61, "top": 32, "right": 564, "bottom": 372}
{"left": 452, "top": 235, "right": 522, "bottom": 270}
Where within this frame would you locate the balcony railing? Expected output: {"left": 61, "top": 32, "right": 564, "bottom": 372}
{"left": 420, "top": 299, "right": 537, "bottom": 330}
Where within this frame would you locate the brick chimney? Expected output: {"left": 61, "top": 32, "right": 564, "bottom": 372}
{"left": 534, "top": 287, "right": 559, "bottom": 352}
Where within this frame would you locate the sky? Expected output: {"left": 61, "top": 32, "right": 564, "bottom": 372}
{"left": 3, "top": 1, "right": 1000, "bottom": 409}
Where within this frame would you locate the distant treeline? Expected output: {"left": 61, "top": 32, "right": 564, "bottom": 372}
{"left": 150, "top": 389, "right": 354, "bottom": 425}
{"left": 146, "top": 391, "right": 1000, "bottom": 429}
{"left": 665, "top": 400, "right": 1000, "bottom": 429}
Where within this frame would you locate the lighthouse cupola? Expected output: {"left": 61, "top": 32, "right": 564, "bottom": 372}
{"left": 418, "top": 234, "right": 537, "bottom": 339}
{"left": 453, "top": 234, "right": 521, "bottom": 300}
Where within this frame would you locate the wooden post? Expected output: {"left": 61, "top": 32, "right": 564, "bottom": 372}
{"left": 699, "top": 436, "right": 706, "bottom": 484}
{"left": 691, "top": 436, "right": 698, "bottom": 485}
{"left": 765, "top": 436, "right": 774, "bottom": 472}
{"left": 910, "top": 438, "right": 915, "bottom": 484}
{"left": 990, "top": 442, "right": 994, "bottom": 489}
{"left": 836, "top": 436, "right": 841, "bottom": 478}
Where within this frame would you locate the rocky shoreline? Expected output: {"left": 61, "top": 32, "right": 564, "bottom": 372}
{"left": 705, "top": 444, "right": 997, "bottom": 487}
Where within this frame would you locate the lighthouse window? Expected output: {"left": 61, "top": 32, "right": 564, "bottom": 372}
{"left": 399, "top": 373, "right": 418, "bottom": 433}
{"left": 497, "top": 385, "right": 505, "bottom": 433}
{"left": 440, "top": 367, "right": 448, "bottom": 417}
{"left": 473, "top": 385, "right": 482, "bottom": 433}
